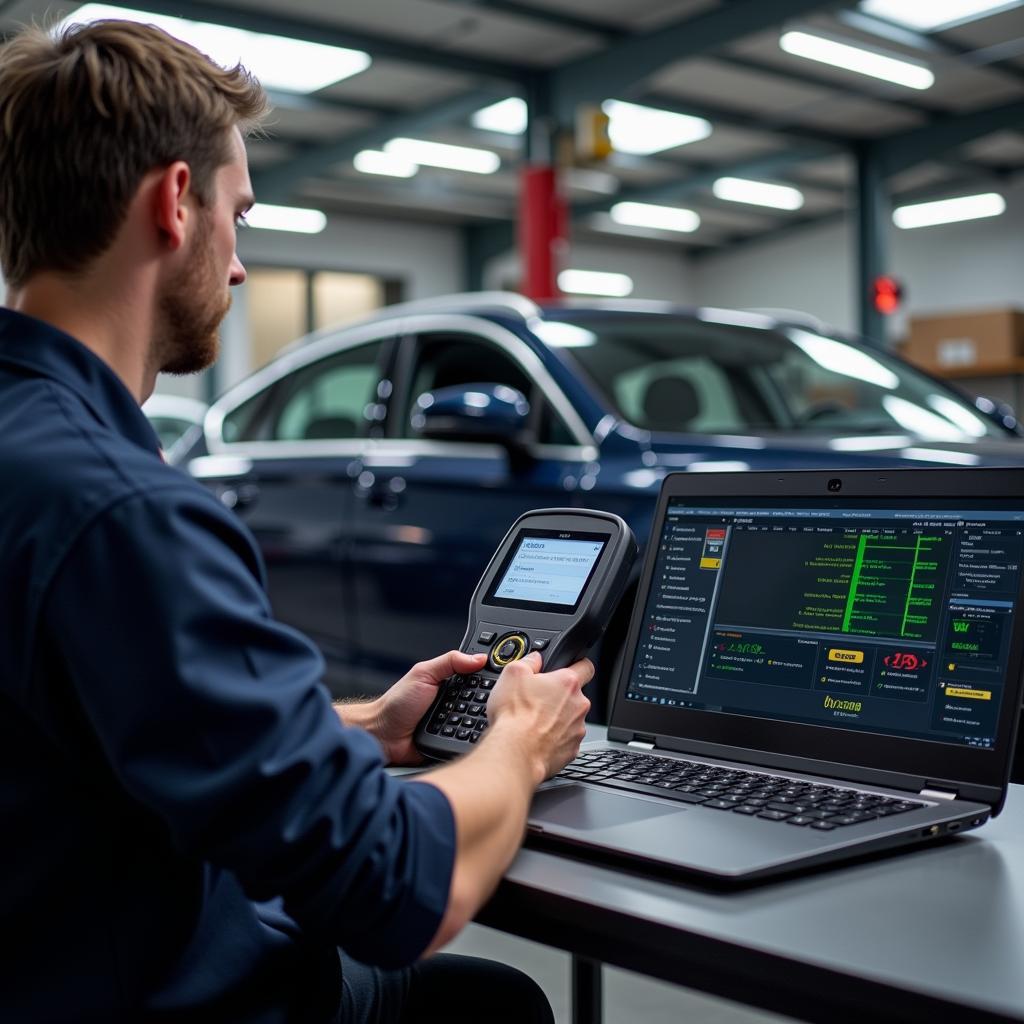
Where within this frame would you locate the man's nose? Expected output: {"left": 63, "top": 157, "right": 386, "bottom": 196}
{"left": 229, "top": 253, "right": 246, "bottom": 287}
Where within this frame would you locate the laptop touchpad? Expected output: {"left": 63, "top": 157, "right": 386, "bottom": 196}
{"left": 533, "top": 785, "right": 680, "bottom": 831}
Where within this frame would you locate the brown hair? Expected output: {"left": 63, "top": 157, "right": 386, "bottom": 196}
{"left": 0, "top": 20, "right": 267, "bottom": 287}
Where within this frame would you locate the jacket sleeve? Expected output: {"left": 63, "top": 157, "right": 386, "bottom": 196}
{"left": 41, "top": 484, "right": 455, "bottom": 968}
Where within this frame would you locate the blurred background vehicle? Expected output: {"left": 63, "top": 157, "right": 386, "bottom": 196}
{"left": 181, "top": 293, "right": 1024, "bottom": 716}
{"left": 143, "top": 394, "right": 209, "bottom": 464}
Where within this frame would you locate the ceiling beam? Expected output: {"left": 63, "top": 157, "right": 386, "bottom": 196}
{"left": 550, "top": 0, "right": 843, "bottom": 122}
{"left": 97, "top": 0, "right": 530, "bottom": 82}
{"left": 252, "top": 87, "right": 510, "bottom": 203}
{"left": 440, "top": 0, "right": 615, "bottom": 38}
{"left": 875, "top": 99, "right": 1024, "bottom": 177}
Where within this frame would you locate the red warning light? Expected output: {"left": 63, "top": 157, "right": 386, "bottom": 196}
{"left": 872, "top": 275, "right": 903, "bottom": 315}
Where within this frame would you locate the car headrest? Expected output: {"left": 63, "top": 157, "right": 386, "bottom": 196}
{"left": 642, "top": 377, "right": 700, "bottom": 431}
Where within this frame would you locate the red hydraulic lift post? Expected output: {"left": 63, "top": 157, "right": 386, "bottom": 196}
{"left": 518, "top": 79, "right": 566, "bottom": 301}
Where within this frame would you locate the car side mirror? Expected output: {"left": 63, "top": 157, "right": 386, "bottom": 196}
{"left": 412, "top": 383, "right": 531, "bottom": 451}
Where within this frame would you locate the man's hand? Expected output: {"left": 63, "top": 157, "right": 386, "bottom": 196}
{"left": 337, "top": 650, "right": 487, "bottom": 765}
{"left": 487, "top": 652, "right": 594, "bottom": 781}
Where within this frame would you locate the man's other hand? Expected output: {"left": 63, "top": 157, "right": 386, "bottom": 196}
{"left": 363, "top": 650, "right": 488, "bottom": 765}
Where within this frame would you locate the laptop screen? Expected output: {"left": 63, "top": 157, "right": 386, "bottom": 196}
{"left": 623, "top": 498, "right": 1024, "bottom": 751}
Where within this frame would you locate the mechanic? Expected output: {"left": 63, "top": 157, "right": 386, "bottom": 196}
{"left": 0, "top": 20, "right": 592, "bottom": 1022}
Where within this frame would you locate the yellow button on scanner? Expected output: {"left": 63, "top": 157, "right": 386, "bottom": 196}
{"left": 828, "top": 648, "right": 864, "bottom": 664}
{"left": 491, "top": 633, "right": 529, "bottom": 668}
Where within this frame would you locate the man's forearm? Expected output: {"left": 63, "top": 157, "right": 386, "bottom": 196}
{"left": 413, "top": 718, "right": 545, "bottom": 955}
{"left": 333, "top": 698, "right": 380, "bottom": 735}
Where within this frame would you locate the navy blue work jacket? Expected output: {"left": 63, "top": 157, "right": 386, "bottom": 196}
{"left": 0, "top": 308, "right": 455, "bottom": 1022}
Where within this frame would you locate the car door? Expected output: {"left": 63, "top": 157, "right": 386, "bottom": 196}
{"left": 344, "top": 315, "right": 596, "bottom": 691}
{"left": 194, "top": 330, "right": 398, "bottom": 693}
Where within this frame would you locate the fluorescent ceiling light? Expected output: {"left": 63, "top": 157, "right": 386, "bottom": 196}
{"left": 893, "top": 192, "right": 1005, "bottom": 229}
{"left": 859, "top": 0, "right": 1024, "bottom": 32}
{"left": 353, "top": 150, "right": 418, "bottom": 178}
{"left": 60, "top": 4, "right": 370, "bottom": 94}
{"left": 602, "top": 100, "right": 711, "bottom": 155}
{"left": 470, "top": 96, "right": 711, "bottom": 156}
{"left": 245, "top": 204, "right": 326, "bottom": 234}
{"left": 788, "top": 328, "right": 900, "bottom": 389}
{"left": 471, "top": 97, "right": 528, "bottom": 134}
{"left": 779, "top": 30, "right": 934, "bottom": 89}
{"left": 713, "top": 176, "right": 805, "bottom": 210}
{"left": 383, "top": 138, "right": 499, "bottom": 174}
{"left": 558, "top": 269, "right": 634, "bottom": 297}
{"left": 610, "top": 202, "right": 700, "bottom": 233}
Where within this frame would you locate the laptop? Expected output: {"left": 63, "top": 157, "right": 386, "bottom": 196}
{"left": 527, "top": 468, "right": 1024, "bottom": 881}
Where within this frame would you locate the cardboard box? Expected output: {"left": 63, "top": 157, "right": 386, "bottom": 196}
{"left": 902, "top": 309, "right": 1024, "bottom": 374}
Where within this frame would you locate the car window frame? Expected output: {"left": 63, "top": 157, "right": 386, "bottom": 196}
{"left": 204, "top": 320, "right": 403, "bottom": 459}
{"left": 387, "top": 313, "right": 596, "bottom": 460}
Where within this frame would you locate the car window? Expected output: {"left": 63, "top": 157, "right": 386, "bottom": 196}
{"left": 402, "top": 331, "right": 575, "bottom": 445}
{"left": 221, "top": 340, "right": 388, "bottom": 443}
{"left": 554, "top": 314, "right": 1004, "bottom": 440}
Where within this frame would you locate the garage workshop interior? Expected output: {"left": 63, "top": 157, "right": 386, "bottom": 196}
{"left": 3, "top": 1, "right": 1024, "bottom": 1023}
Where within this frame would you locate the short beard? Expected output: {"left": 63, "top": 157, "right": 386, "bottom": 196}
{"left": 156, "top": 211, "right": 231, "bottom": 376}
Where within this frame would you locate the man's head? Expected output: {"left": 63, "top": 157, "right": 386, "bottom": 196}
{"left": 0, "top": 20, "right": 267, "bottom": 374}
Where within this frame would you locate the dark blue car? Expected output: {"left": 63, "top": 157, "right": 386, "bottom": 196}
{"left": 185, "top": 293, "right": 1024, "bottom": 703}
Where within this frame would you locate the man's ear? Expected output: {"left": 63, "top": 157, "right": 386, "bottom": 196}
{"left": 153, "top": 161, "right": 193, "bottom": 252}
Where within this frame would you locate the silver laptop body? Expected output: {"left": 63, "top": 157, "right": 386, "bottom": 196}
{"left": 528, "top": 469, "right": 1024, "bottom": 881}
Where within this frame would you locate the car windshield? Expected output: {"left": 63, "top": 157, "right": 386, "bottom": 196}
{"left": 545, "top": 312, "right": 1005, "bottom": 441}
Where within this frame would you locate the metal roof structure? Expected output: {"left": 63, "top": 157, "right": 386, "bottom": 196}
{"left": 4, "top": 0, "right": 1023, "bottom": 271}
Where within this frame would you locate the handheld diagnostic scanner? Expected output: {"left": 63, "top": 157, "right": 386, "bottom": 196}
{"left": 415, "top": 508, "right": 637, "bottom": 761}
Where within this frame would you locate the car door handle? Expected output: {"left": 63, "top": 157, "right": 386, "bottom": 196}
{"left": 354, "top": 471, "right": 405, "bottom": 510}
{"left": 219, "top": 482, "right": 260, "bottom": 511}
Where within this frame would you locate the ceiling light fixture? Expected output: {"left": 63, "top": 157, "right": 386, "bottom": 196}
{"left": 245, "top": 204, "right": 327, "bottom": 234}
{"left": 859, "top": 0, "right": 1024, "bottom": 32}
{"left": 712, "top": 177, "right": 805, "bottom": 210}
{"left": 470, "top": 97, "right": 712, "bottom": 155}
{"left": 471, "top": 97, "right": 528, "bottom": 134}
{"left": 60, "top": 4, "right": 370, "bottom": 93}
{"left": 893, "top": 192, "right": 1005, "bottom": 228}
{"left": 383, "top": 138, "right": 500, "bottom": 174}
{"left": 558, "top": 269, "right": 634, "bottom": 297}
{"left": 610, "top": 202, "right": 701, "bottom": 233}
{"left": 779, "top": 30, "right": 934, "bottom": 89}
{"left": 353, "top": 150, "right": 418, "bottom": 178}
{"left": 602, "top": 100, "right": 712, "bottom": 155}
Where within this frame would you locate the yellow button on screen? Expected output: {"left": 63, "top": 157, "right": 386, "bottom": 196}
{"left": 828, "top": 648, "right": 864, "bottom": 664}
{"left": 946, "top": 686, "right": 992, "bottom": 700}
{"left": 700, "top": 557, "right": 721, "bottom": 569}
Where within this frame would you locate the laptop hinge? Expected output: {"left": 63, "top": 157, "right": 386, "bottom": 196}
{"left": 628, "top": 735, "right": 656, "bottom": 750}
{"left": 920, "top": 787, "right": 957, "bottom": 801}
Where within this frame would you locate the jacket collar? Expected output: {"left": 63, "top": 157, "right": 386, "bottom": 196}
{"left": 0, "top": 307, "right": 161, "bottom": 455}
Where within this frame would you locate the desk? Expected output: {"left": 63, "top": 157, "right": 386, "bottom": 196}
{"left": 479, "top": 732, "right": 1024, "bottom": 1024}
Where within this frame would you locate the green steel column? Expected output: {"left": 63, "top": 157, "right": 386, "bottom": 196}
{"left": 855, "top": 143, "right": 890, "bottom": 349}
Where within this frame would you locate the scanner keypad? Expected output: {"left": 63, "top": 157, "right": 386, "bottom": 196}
{"left": 426, "top": 673, "right": 493, "bottom": 742}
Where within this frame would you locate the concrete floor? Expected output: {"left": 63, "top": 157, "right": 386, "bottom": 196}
{"left": 444, "top": 923, "right": 795, "bottom": 1024}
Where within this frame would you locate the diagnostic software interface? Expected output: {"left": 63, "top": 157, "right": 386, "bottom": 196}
{"left": 625, "top": 500, "right": 1024, "bottom": 749}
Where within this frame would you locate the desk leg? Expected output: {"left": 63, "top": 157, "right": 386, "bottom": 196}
{"left": 571, "top": 955, "right": 602, "bottom": 1024}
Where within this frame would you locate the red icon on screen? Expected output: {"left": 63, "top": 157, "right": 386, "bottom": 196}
{"left": 883, "top": 652, "right": 927, "bottom": 671}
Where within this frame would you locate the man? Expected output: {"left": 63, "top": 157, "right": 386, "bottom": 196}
{"left": 0, "top": 20, "right": 592, "bottom": 1022}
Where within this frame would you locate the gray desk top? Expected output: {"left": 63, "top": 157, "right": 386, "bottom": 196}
{"left": 480, "top": 730, "right": 1024, "bottom": 1023}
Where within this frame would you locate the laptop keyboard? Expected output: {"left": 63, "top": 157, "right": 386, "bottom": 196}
{"left": 557, "top": 750, "right": 925, "bottom": 830}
